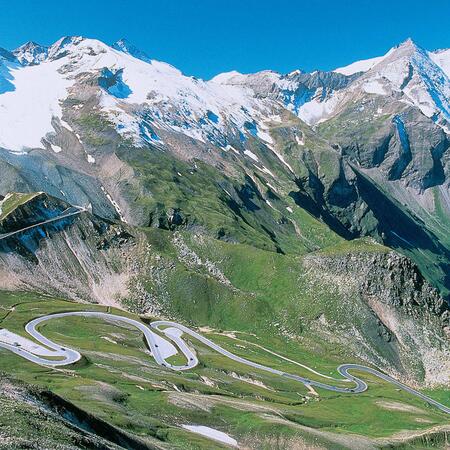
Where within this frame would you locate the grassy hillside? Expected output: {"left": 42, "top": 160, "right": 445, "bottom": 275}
{"left": 0, "top": 290, "right": 448, "bottom": 449}
{"left": 116, "top": 143, "right": 343, "bottom": 256}
{"left": 0, "top": 223, "right": 449, "bottom": 448}
{"left": 0, "top": 191, "right": 448, "bottom": 448}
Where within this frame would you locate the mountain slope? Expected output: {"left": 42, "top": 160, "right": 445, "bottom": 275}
{"left": 0, "top": 192, "right": 448, "bottom": 385}
{"left": 0, "top": 36, "right": 448, "bottom": 303}
{"left": 0, "top": 227, "right": 449, "bottom": 448}
{"left": 0, "top": 34, "right": 449, "bottom": 447}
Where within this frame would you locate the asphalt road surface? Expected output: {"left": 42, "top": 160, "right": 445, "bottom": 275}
{"left": 0, "top": 312, "right": 448, "bottom": 414}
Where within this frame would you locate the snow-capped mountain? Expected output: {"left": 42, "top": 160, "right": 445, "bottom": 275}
{"left": 211, "top": 68, "right": 356, "bottom": 123}
{"left": 0, "top": 36, "right": 279, "bottom": 153}
{"left": 215, "top": 39, "right": 450, "bottom": 128}
{"left": 13, "top": 41, "right": 49, "bottom": 66}
{"left": 1, "top": 36, "right": 449, "bottom": 154}
{"left": 327, "top": 39, "right": 450, "bottom": 130}
{"left": 335, "top": 43, "right": 450, "bottom": 79}
{"left": 0, "top": 36, "right": 449, "bottom": 298}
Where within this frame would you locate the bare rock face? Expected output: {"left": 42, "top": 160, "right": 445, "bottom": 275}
{"left": 0, "top": 193, "right": 137, "bottom": 304}
{"left": 304, "top": 248, "right": 449, "bottom": 385}
{"left": 362, "top": 252, "right": 448, "bottom": 321}
{"left": 312, "top": 250, "right": 448, "bottom": 323}
{"left": 318, "top": 105, "right": 448, "bottom": 192}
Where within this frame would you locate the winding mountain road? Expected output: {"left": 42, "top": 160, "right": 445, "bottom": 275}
{"left": 0, "top": 312, "right": 449, "bottom": 415}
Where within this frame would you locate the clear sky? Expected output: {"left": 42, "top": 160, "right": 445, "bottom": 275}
{"left": 0, "top": 0, "right": 449, "bottom": 79}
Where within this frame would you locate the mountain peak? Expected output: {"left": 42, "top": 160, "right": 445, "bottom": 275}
{"left": 385, "top": 38, "right": 430, "bottom": 61}
{"left": 13, "top": 41, "right": 48, "bottom": 66}
{"left": 46, "top": 36, "right": 88, "bottom": 61}
{"left": 354, "top": 37, "right": 450, "bottom": 125}
{"left": 399, "top": 37, "right": 416, "bottom": 47}
{"left": 15, "top": 41, "right": 44, "bottom": 50}
{"left": 112, "top": 38, "right": 151, "bottom": 63}
{"left": 396, "top": 37, "right": 425, "bottom": 53}
{"left": 369, "top": 38, "right": 428, "bottom": 71}
{"left": 50, "top": 35, "right": 85, "bottom": 50}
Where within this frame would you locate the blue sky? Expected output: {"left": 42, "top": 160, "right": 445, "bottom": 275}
{"left": 0, "top": 0, "right": 449, "bottom": 79}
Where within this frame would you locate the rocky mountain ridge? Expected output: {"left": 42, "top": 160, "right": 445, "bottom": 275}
{"left": 0, "top": 36, "right": 449, "bottom": 301}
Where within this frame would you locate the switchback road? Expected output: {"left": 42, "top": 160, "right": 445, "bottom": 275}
{"left": 0, "top": 312, "right": 448, "bottom": 414}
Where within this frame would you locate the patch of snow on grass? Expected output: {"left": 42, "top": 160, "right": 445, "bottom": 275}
{"left": 100, "top": 186, "right": 127, "bottom": 223}
{"left": 60, "top": 119, "right": 74, "bottom": 133}
{"left": 295, "top": 133, "right": 304, "bottom": 145}
{"left": 222, "top": 187, "right": 232, "bottom": 197}
{"left": 256, "top": 127, "right": 273, "bottom": 144}
{"left": 225, "top": 144, "right": 240, "bottom": 154}
{"left": 267, "top": 145, "right": 294, "bottom": 173}
{"left": 181, "top": 425, "right": 237, "bottom": 447}
{"left": 258, "top": 165, "right": 275, "bottom": 177}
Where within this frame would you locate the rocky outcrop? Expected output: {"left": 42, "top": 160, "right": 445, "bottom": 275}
{"left": 361, "top": 252, "right": 448, "bottom": 322}
{"left": 304, "top": 247, "right": 450, "bottom": 385}
{"left": 0, "top": 193, "right": 137, "bottom": 304}
{"left": 310, "top": 251, "right": 448, "bottom": 324}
